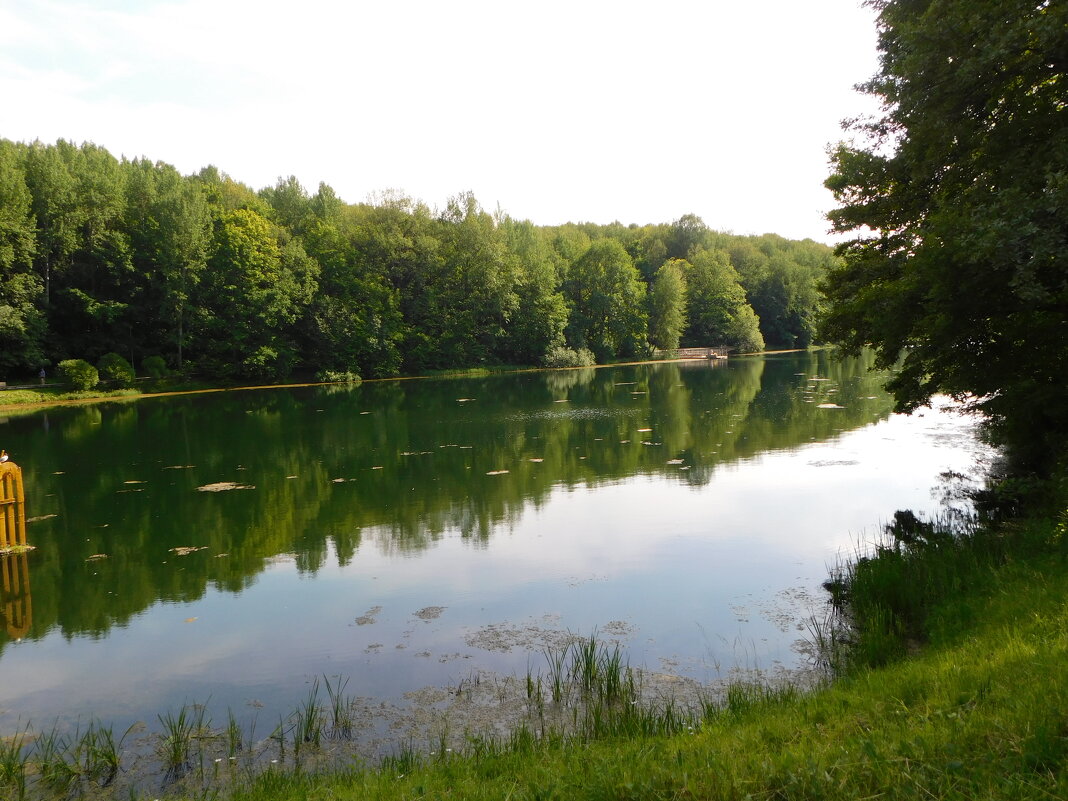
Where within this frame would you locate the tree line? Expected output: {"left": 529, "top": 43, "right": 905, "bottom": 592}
{"left": 0, "top": 139, "right": 837, "bottom": 381}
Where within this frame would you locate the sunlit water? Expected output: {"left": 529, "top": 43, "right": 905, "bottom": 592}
{"left": 0, "top": 352, "right": 992, "bottom": 745}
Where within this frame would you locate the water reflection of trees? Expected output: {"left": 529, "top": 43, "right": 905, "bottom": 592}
{"left": 1, "top": 353, "right": 894, "bottom": 649}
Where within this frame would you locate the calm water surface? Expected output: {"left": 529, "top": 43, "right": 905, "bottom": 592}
{"left": 0, "top": 352, "right": 990, "bottom": 742}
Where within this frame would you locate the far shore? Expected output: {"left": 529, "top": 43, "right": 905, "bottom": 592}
{"left": 0, "top": 348, "right": 817, "bottom": 415}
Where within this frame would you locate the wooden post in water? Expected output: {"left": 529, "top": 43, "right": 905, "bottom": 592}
{"left": 0, "top": 461, "right": 27, "bottom": 551}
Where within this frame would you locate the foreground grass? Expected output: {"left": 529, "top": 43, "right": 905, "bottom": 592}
{"left": 209, "top": 491, "right": 1068, "bottom": 801}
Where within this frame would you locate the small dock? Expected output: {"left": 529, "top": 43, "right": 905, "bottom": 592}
{"left": 652, "top": 346, "right": 732, "bottom": 361}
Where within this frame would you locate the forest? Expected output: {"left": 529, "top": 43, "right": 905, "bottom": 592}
{"left": 0, "top": 139, "right": 836, "bottom": 382}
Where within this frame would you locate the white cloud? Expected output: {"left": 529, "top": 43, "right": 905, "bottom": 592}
{"left": 1, "top": 0, "right": 880, "bottom": 240}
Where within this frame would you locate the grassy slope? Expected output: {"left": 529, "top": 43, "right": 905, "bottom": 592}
{"left": 220, "top": 518, "right": 1068, "bottom": 801}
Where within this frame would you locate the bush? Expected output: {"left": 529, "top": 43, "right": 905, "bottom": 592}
{"left": 97, "top": 352, "right": 135, "bottom": 387}
{"left": 141, "top": 355, "right": 168, "bottom": 378}
{"left": 57, "top": 359, "right": 99, "bottom": 391}
{"left": 315, "top": 369, "right": 362, "bottom": 384}
{"left": 543, "top": 347, "right": 596, "bottom": 369}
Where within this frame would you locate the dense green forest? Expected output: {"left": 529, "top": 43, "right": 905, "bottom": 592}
{"left": 0, "top": 139, "right": 836, "bottom": 382}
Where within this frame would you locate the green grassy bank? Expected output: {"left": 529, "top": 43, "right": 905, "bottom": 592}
{"left": 206, "top": 477, "right": 1068, "bottom": 801}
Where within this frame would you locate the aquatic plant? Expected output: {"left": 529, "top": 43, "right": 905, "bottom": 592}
{"left": 0, "top": 725, "right": 29, "bottom": 799}
{"left": 293, "top": 680, "right": 325, "bottom": 755}
{"left": 322, "top": 674, "right": 355, "bottom": 740}
{"left": 80, "top": 721, "right": 129, "bottom": 786}
{"left": 158, "top": 706, "right": 201, "bottom": 778}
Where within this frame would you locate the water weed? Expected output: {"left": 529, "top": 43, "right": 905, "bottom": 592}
{"left": 157, "top": 705, "right": 204, "bottom": 779}
{"left": 0, "top": 725, "right": 29, "bottom": 799}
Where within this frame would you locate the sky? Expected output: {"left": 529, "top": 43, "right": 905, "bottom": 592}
{"left": 0, "top": 0, "right": 881, "bottom": 243}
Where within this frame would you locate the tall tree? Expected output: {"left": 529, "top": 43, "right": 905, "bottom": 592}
{"left": 195, "top": 208, "right": 318, "bottom": 379}
{"left": 823, "top": 0, "right": 1068, "bottom": 471}
{"left": 0, "top": 140, "right": 44, "bottom": 371}
{"left": 499, "top": 217, "right": 568, "bottom": 364}
{"left": 563, "top": 238, "right": 648, "bottom": 361}
{"left": 647, "top": 258, "right": 687, "bottom": 350}
{"left": 125, "top": 161, "right": 211, "bottom": 368}
{"left": 684, "top": 248, "right": 764, "bottom": 352}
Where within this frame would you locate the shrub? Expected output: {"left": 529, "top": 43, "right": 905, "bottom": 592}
{"left": 316, "top": 370, "right": 362, "bottom": 384}
{"left": 97, "top": 352, "right": 135, "bottom": 387}
{"left": 543, "top": 347, "right": 596, "bottom": 369}
{"left": 57, "top": 359, "right": 99, "bottom": 391}
{"left": 141, "top": 355, "right": 168, "bottom": 378}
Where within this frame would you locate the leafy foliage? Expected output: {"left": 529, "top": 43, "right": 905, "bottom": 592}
{"left": 0, "top": 139, "right": 836, "bottom": 383}
{"left": 822, "top": 0, "right": 1068, "bottom": 471}
{"left": 141, "top": 355, "right": 168, "bottom": 378}
{"left": 57, "top": 358, "right": 98, "bottom": 390}
{"left": 96, "top": 352, "right": 135, "bottom": 387}
{"left": 542, "top": 346, "right": 596, "bottom": 368}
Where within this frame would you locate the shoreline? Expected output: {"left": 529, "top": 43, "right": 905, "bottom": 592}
{"left": 0, "top": 349, "right": 819, "bottom": 415}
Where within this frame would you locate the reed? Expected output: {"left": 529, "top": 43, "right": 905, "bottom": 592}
{"left": 380, "top": 739, "right": 418, "bottom": 777}
{"left": 293, "top": 680, "right": 325, "bottom": 755}
{"left": 158, "top": 706, "right": 198, "bottom": 778}
{"left": 0, "top": 725, "right": 29, "bottom": 799}
{"left": 225, "top": 709, "right": 243, "bottom": 758}
{"left": 80, "top": 721, "right": 129, "bottom": 786}
{"left": 33, "top": 724, "right": 79, "bottom": 793}
{"left": 322, "top": 674, "right": 355, "bottom": 740}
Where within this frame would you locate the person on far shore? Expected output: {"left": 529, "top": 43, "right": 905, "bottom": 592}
{"left": 38, "top": 368, "right": 46, "bottom": 385}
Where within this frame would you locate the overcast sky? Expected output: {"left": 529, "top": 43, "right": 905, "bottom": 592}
{"left": 0, "top": 0, "right": 881, "bottom": 242}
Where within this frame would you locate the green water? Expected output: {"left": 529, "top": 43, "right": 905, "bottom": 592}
{"left": 0, "top": 351, "right": 987, "bottom": 741}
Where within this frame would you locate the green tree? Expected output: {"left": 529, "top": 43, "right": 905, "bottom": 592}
{"left": 563, "top": 239, "right": 648, "bottom": 361}
{"left": 299, "top": 212, "right": 403, "bottom": 378}
{"left": 0, "top": 140, "right": 44, "bottom": 372}
{"left": 666, "top": 214, "right": 710, "bottom": 261}
{"left": 822, "top": 0, "right": 1067, "bottom": 471}
{"left": 125, "top": 159, "right": 211, "bottom": 369}
{"left": 684, "top": 249, "right": 764, "bottom": 352}
{"left": 647, "top": 258, "right": 687, "bottom": 350}
{"left": 499, "top": 218, "right": 569, "bottom": 364}
{"left": 196, "top": 208, "right": 318, "bottom": 379}
{"left": 432, "top": 193, "right": 521, "bottom": 366}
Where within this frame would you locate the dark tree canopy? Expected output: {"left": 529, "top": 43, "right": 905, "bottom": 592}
{"left": 822, "top": 0, "right": 1068, "bottom": 471}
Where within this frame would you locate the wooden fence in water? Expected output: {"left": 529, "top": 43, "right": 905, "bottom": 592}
{"left": 0, "top": 461, "right": 26, "bottom": 551}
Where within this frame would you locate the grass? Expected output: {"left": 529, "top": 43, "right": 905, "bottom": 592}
{"left": 158, "top": 704, "right": 211, "bottom": 779}
{"left": 0, "top": 387, "right": 141, "bottom": 407}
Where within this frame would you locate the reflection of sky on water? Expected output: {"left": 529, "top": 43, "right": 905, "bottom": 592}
{"left": 0, "top": 395, "right": 990, "bottom": 736}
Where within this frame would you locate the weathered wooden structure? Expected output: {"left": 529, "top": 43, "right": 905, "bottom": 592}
{"left": 652, "top": 346, "right": 732, "bottom": 361}
{"left": 0, "top": 461, "right": 27, "bottom": 551}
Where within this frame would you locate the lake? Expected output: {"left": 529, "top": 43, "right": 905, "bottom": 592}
{"left": 0, "top": 351, "right": 990, "bottom": 755}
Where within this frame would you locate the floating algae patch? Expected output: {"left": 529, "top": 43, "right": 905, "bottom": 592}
{"left": 413, "top": 606, "right": 447, "bottom": 621}
{"left": 196, "top": 481, "right": 255, "bottom": 492}
{"left": 355, "top": 606, "right": 382, "bottom": 626}
{"left": 465, "top": 617, "right": 589, "bottom": 654}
